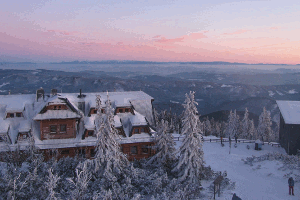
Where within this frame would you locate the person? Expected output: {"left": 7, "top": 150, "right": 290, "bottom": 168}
{"left": 232, "top": 193, "right": 242, "bottom": 200}
{"left": 288, "top": 177, "right": 294, "bottom": 195}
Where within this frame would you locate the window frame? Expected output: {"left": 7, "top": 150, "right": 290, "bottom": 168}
{"left": 130, "top": 146, "right": 138, "bottom": 155}
{"left": 50, "top": 125, "right": 57, "bottom": 134}
{"left": 141, "top": 145, "right": 149, "bottom": 154}
{"left": 60, "top": 124, "right": 67, "bottom": 133}
{"left": 16, "top": 112, "right": 22, "bottom": 117}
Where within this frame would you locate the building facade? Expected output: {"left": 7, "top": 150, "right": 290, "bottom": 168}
{"left": 277, "top": 100, "right": 300, "bottom": 155}
{"left": 0, "top": 89, "right": 156, "bottom": 161}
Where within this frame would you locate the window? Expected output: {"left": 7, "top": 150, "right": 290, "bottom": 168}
{"left": 22, "top": 134, "right": 28, "bottom": 140}
{"left": 0, "top": 135, "right": 4, "bottom": 142}
{"left": 50, "top": 125, "right": 57, "bottom": 133}
{"left": 49, "top": 150, "right": 57, "bottom": 156}
{"left": 125, "top": 108, "right": 129, "bottom": 112}
{"left": 130, "top": 146, "right": 138, "bottom": 154}
{"left": 9, "top": 113, "right": 14, "bottom": 118}
{"left": 120, "top": 146, "right": 123, "bottom": 152}
{"left": 61, "top": 150, "right": 69, "bottom": 154}
{"left": 141, "top": 145, "right": 149, "bottom": 154}
{"left": 58, "top": 106, "right": 61, "bottom": 110}
{"left": 93, "top": 109, "right": 97, "bottom": 114}
{"left": 134, "top": 128, "right": 139, "bottom": 134}
{"left": 16, "top": 113, "right": 22, "bottom": 117}
{"left": 140, "top": 128, "right": 145, "bottom": 133}
{"left": 101, "top": 109, "right": 105, "bottom": 113}
{"left": 88, "top": 131, "right": 94, "bottom": 136}
{"left": 90, "top": 149, "right": 96, "bottom": 158}
{"left": 119, "top": 108, "right": 123, "bottom": 113}
{"left": 60, "top": 125, "right": 66, "bottom": 133}
{"left": 78, "top": 149, "right": 86, "bottom": 158}
{"left": 54, "top": 106, "right": 57, "bottom": 110}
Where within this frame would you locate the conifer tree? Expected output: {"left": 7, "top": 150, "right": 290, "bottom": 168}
{"left": 172, "top": 91, "right": 205, "bottom": 187}
{"left": 248, "top": 119, "right": 256, "bottom": 140}
{"left": 225, "top": 110, "right": 239, "bottom": 139}
{"left": 147, "top": 119, "right": 176, "bottom": 169}
{"left": 94, "top": 94, "right": 129, "bottom": 184}
{"left": 241, "top": 108, "right": 251, "bottom": 139}
{"left": 257, "top": 107, "right": 273, "bottom": 142}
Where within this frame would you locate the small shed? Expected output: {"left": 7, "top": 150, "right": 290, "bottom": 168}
{"left": 255, "top": 139, "right": 263, "bottom": 150}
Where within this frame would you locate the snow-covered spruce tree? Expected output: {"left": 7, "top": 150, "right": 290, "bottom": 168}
{"left": 241, "top": 108, "right": 251, "bottom": 139}
{"left": 225, "top": 110, "right": 239, "bottom": 139}
{"left": 147, "top": 119, "right": 176, "bottom": 170}
{"left": 204, "top": 117, "right": 211, "bottom": 136}
{"left": 45, "top": 168, "right": 60, "bottom": 200}
{"left": 93, "top": 94, "right": 129, "bottom": 193}
{"left": 172, "top": 91, "right": 205, "bottom": 194}
{"left": 248, "top": 119, "right": 256, "bottom": 140}
{"left": 257, "top": 107, "right": 273, "bottom": 142}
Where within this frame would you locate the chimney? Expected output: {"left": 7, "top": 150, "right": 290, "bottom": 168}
{"left": 36, "top": 87, "right": 44, "bottom": 101}
{"left": 77, "top": 88, "right": 86, "bottom": 98}
{"left": 51, "top": 89, "right": 57, "bottom": 96}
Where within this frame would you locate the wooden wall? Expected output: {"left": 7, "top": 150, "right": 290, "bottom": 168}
{"left": 40, "top": 119, "right": 77, "bottom": 140}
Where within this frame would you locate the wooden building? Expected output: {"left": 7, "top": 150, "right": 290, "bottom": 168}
{"left": 0, "top": 89, "right": 156, "bottom": 161}
{"left": 277, "top": 100, "right": 300, "bottom": 155}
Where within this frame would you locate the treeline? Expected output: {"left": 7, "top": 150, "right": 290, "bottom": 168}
{"left": 154, "top": 107, "right": 279, "bottom": 143}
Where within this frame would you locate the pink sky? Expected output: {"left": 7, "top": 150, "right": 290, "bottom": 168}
{"left": 1, "top": 1, "right": 300, "bottom": 64}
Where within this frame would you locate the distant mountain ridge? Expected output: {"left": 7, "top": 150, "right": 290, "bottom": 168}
{"left": 49, "top": 60, "right": 292, "bottom": 65}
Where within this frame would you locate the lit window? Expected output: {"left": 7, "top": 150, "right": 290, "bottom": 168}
{"left": 60, "top": 125, "right": 66, "bottom": 132}
{"left": 50, "top": 125, "right": 57, "bottom": 133}
{"left": 130, "top": 146, "right": 137, "bottom": 154}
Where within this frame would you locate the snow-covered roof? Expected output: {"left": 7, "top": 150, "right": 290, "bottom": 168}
{"left": 276, "top": 100, "right": 300, "bottom": 124}
{"left": 0, "top": 90, "right": 155, "bottom": 150}
{"left": 18, "top": 120, "right": 31, "bottom": 133}
{"left": 255, "top": 139, "right": 263, "bottom": 144}
{"left": 0, "top": 94, "right": 35, "bottom": 113}
{"left": 34, "top": 110, "right": 81, "bottom": 120}
{"left": 0, "top": 120, "right": 9, "bottom": 134}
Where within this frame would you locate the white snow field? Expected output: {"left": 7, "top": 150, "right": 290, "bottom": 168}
{"left": 175, "top": 136, "right": 299, "bottom": 200}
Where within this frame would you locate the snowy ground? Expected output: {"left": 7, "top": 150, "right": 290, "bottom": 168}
{"left": 175, "top": 136, "right": 299, "bottom": 200}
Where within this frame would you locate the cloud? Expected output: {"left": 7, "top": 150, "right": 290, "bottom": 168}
{"left": 270, "top": 26, "right": 280, "bottom": 30}
{"left": 154, "top": 36, "right": 184, "bottom": 44}
{"left": 223, "top": 29, "right": 250, "bottom": 35}
{"left": 185, "top": 32, "right": 207, "bottom": 40}
{"left": 47, "top": 30, "right": 78, "bottom": 36}
{"left": 152, "top": 35, "right": 161, "bottom": 38}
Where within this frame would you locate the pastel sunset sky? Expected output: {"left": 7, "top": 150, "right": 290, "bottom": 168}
{"left": 1, "top": 0, "right": 300, "bottom": 64}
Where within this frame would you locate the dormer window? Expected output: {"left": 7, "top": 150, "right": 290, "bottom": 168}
{"left": 93, "top": 110, "right": 97, "bottom": 114}
{"left": 54, "top": 106, "right": 57, "bottom": 110}
{"left": 58, "top": 106, "right": 61, "bottom": 110}
{"left": 125, "top": 108, "right": 129, "bottom": 112}
{"left": 119, "top": 109, "right": 124, "bottom": 113}
{"left": 134, "top": 128, "right": 139, "bottom": 134}
{"left": 141, "top": 128, "right": 145, "bottom": 133}
{"left": 50, "top": 125, "right": 57, "bottom": 133}
{"left": 16, "top": 113, "right": 22, "bottom": 117}
{"left": 9, "top": 113, "right": 14, "bottom": 118}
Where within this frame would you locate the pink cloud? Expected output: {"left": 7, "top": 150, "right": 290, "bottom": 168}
{"left": 270, "top": 26, "right": 280, "bottom": 30}
{"left": 185, "top": 32, "right": 207, "bottom": 40}
{"left": 47, "top": 30, "right": 78, "bottom": 36}
{"left": 154, "top": 36, "right": 184, "bottom": 44}
{"left": 152, "top": 35, "right": 161, "bottom": 38}
{"left": 223, "top": 29, "right": 250, "bottom": 35}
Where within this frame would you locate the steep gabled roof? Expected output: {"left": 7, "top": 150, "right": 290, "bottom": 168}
{"left": 277, "top": 100, "right": 300, "bottom": 124}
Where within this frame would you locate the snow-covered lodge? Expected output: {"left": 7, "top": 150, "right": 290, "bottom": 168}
{"left": 277, "top": 100, "right": 300, "bottom": 155}
{"left": 0, "top": 88, "right": 156, "bottom": 160}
